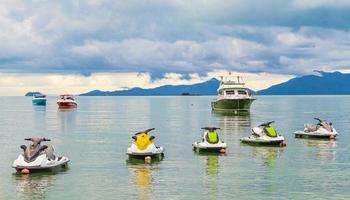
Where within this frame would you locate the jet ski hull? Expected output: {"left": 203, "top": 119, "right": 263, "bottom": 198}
{"left": 127, "top": 152, "right": 164, "bottom": 160}
{"left": 12, "top": 155, "right": 69, "bottom": 172}
{"left": 127, "top": 146, "right": 164, "bottom": 159}
{"left": 294, "top": 131, "right": 337, "bottom": 139}
{"left": 192, "top": 142, "right": 227, "bottom": 152}
{"left": 32, "top": 98, "right": 47, "bottom": 106}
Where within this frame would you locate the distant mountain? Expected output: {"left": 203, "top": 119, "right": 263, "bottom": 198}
{"left": 258, "top": 71, "right": 350, "bottom": 95}
{"left": 80, "top": 78, "right": 220, "bottom": 96}
{"left": 25, "top": 92, "right": 43, "bottom": 96}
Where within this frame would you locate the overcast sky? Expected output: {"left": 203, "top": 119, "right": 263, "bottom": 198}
{"left": 0, "top": 0, "right": 349, "bottom": 95}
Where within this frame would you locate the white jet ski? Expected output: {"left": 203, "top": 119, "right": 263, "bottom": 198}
{"left": 294, "top": 118, "right": 338, "bottom": 139}
{"left": 192, "top": 127, "right": 227, "bottom": 153}
{"left": 240, "top": 121, "right": 286, "bottom": 146}
{"left": 12, "top": 137, "right": 69, "bottom": 173}
{"left": 126, "top": 128, "right": 164, "bottom": 159}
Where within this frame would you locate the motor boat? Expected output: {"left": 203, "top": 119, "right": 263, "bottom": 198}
{"left": 294, "top": 118, "right": 337, "bottom": 139}
{"left": 240, "top": 121, "right": 286, "bottom": 146}
{"left": 12, "top": 137, "right": 69, "bottom": 174}
{"left": 32, "top": 94, "right": 47, "bottom": 106}
{"left": 57, "top": 94, "right": 77, "bottom": 108}
{"left": 211, "top": 73, "right": 255, "bottom": 112}
{"left": 192, "top": 127, "right": 227, "bottom": 153}
{"left": 126, "top": 128, "right": 164, "bottom": 160}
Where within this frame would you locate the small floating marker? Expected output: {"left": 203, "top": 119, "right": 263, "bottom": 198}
{"left": 21, "top": 168, "right": 30, "bottom": 175}
{"left": 219, "top": 148, "right": 226, "bottom": 154}
{"left": 145, "top": 156, "right": 152, "bottom": 163}
{"left": 330, "top": 135, "right": 336, "bottom": 140}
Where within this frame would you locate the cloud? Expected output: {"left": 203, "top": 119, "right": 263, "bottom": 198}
{"left": 0, "top": 0, "right": 348, "bottom": 78}
{"left": 291, "top": 0, "right": 350, "bottom": 9}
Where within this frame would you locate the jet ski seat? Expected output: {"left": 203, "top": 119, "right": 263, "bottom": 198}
{"left": 304, "top": 124, "right": 318, "bottom": 132}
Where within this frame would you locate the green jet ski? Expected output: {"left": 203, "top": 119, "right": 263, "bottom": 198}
{"left": 240, "top": 121, "right": 286, "bottom": 146}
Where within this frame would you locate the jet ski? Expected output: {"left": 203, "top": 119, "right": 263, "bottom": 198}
{"left": 294, "top": 118, "right": 338, "bottom": 139}
{"left": 192, "top": 127, "right": 227, "bottom": 153}
{"left": 126, "top": 128, "right": 164, "bottom": 160}
{"left": 240, "top": 121, "right": 286, "bottom": 146}
{"left": 12, "top": 137, "right": 69, "bottom": 173}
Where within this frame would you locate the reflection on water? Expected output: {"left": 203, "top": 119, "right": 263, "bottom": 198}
{"left": 13, "top": 173, "right": 54, "bottom": 199}
{"left": 300, "top": 139, "right": 337, "bottom": 161}
{"left": 57, "top": 108, "right": 77, "bottom": 113}
{"left": 251, "top": 147, "right": 284, "bottom": 193}
{"left": 197, "top": 154, "right": 220, "bottom": 200}
{"left": 212, "top": 111, "right": 251, "bottom": 131}
{"left": 205, "top": 155, "right": 218, "bottom": 200}
{"left": 251, "top": 147, "right": 284, "bottom": 168}
{"left": 32, "top": 105, "right": 47, "bottom": 131}
{"left": 32, "top": 106, "right": 46, "bottom": 112}
{"left": 57, "top": 108, "right": 76, "bottom": 133}
{"left": 128, "top": 164, "right": 153, "bottom": 200}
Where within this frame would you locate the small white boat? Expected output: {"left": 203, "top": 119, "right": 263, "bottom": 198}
{"left": 32, "top": 94, "right": 47, "bottom": 106}
{"left": 57, "top": 94, "right": 77, "bottom": 108}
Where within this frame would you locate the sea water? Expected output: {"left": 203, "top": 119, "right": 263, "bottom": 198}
{"left": 0, "top": 96, "right": 349, "bottom": 200}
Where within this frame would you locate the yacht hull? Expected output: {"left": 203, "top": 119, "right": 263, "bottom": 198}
{"left": 211, "top": 98, "right": 255, "bottom": 111}
{"left": 32, "top": 99, "right": 47, "bottom": 106}
{"left": 57, "top": 102, "right": 77, "bottom": 108}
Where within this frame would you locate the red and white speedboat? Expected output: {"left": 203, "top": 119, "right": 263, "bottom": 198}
{"left": 57, "top": 94, "right": 77, "bottom": 108}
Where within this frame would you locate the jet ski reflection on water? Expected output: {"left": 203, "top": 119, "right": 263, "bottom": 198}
{"left": 294, "top": 118, "right": 337, "bottom": 140}
{"left": 192, "top": 127, "right": 227, "bottom": 153}
{"left": 240, "top": 121, "right": 286, "bottom": 147}
{"left": 12, "top": 138, "right": 69, "bottom": 174}
{"left": 126, "top": 128, "right": 164, "bottom": 160}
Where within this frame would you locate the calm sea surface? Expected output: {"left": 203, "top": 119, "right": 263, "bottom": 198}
{"left": 0, "top": 96, "right": 349, "bottom": 200}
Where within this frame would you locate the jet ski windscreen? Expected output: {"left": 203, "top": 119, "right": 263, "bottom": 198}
{"left": 206, "top": 132, "right": 219, "bottom": 143}
{"left": 265, "top": 127, "right": 277, "bottom": 137}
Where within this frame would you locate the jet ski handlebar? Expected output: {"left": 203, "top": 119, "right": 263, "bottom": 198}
{"left": 314, "top": 118, "right": 323, "bottom": 122}
{"left": 135, "top": 128, "right": 155, "bottom": 135}
{"left": 259, "top": 121, "right": 275, "bottom": 127}
{"left": 24, "top": 137, "right": 51, "bottom": 142}
{"left": 201, "top": 127, "right": 220, "bottom": 131}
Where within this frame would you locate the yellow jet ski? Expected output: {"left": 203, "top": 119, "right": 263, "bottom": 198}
{"left": 126, "top": 128, "right": 164, "bottom": 159}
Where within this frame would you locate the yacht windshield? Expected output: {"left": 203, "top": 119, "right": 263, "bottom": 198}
{"left": 238, "top": 90, "right": 247, "bottom": 95}
{"left": 225, "top": 90, "right": 235, "bottom": 95}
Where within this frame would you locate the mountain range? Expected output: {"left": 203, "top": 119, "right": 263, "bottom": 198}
{"left": 25, "top": 92, "right": 43, "bottom": 96}
{"left": 80, "top": 78, "right": 220, "bottom": 96}
{"left": 257, "top": 71, "right": 350, "bottom": 95}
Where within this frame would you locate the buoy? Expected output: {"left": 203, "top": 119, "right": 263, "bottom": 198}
{"left": 21, "top": 168, "right": 30, "bottom": 175}
{"left": 330, "top": 135, "right": 336, "bottom": 140}
{"left": 145, "top": 156, "right": 152, "bottom": 163}
{"left": 219, "top": 148, "right": 226, "bottom": 154}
